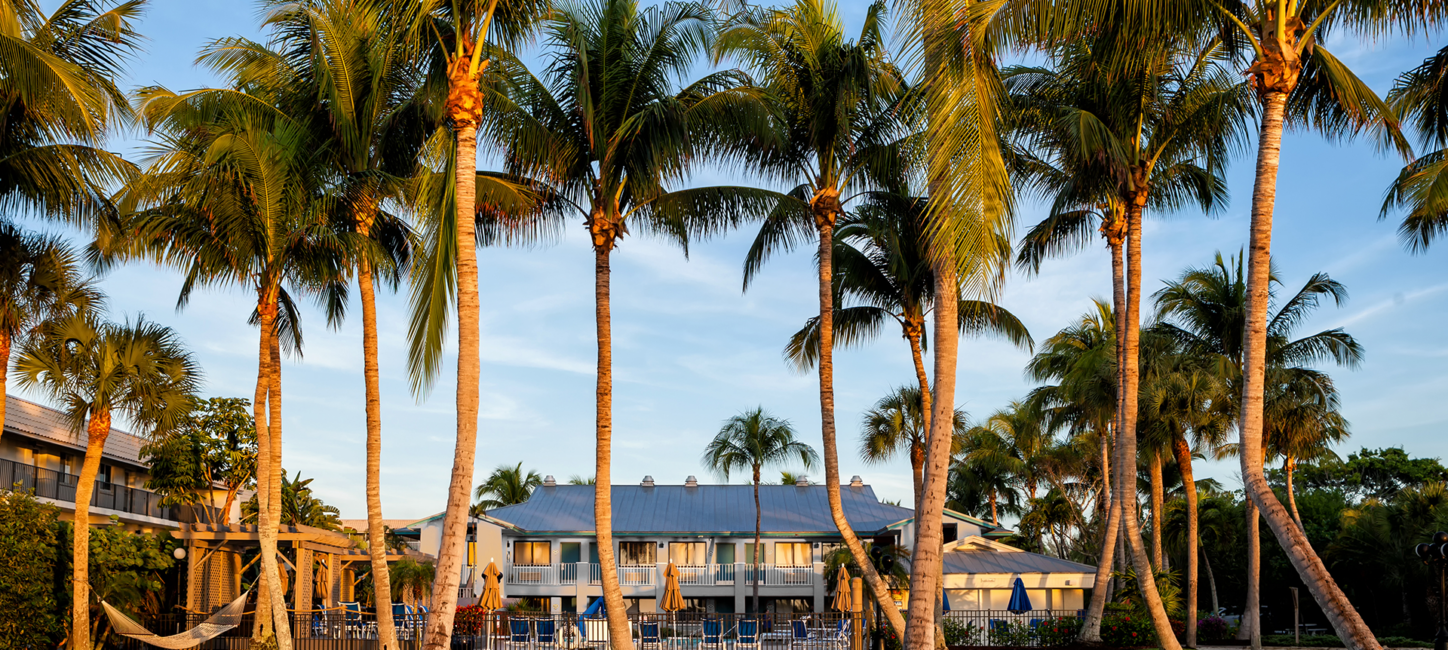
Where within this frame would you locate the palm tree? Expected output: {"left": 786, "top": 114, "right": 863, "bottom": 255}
{"left": 14, "top": 313, "right": 199, "bottom": 650}
{"left": 724, "top": 1, "right": 919, "bottom": 632}
{"left": 1265, "top": 373, "right": 1349, "bottom": 530}
{"left": 785, "top": 192, "right": 1031, "bottom": 511}
{"left": 1140, "top": 339, "right": 1231, "bottom": 645}
{"left": 951, "top": 426, "right": 1023, "bottom": 526}
{"left": 472, "top": 462, "right": 543, "bottom": 514}
{"left": 1383, "top": 46, "right": 1448, "bottom": 251}
{"left": 1008, "top": 32, "right": 1249, "bottom": 645}
{"left": 1198, "top": 0, "right": 1440, "bottom": 644}
{"left": 0, "top": 0, "right": 141, "bottom": 231}
{"left": 206, "top": 4, "right": 425, "bottom": 645}
{"left": 384, "top": 0, "right": 551, "bottom": 644}
{"left": 243, "top": 470, "right": 345, "bottom": 530}
{"left": 0, "top": 224, "right": 103, "bottom": 440}
{"left": 109, "top": 76, "right": 346, "bottom": 649}
{"left": 702, "top": 407, "right": 819, "bottom": 611}
{"left": 858, "top": 385, "right": 968, "bottom": 509}
{"left": 1155, "top": 252, "right": 1363, "bottom": 647}
{"left": 485, "top": 0, "right": 775, "bottom": 643}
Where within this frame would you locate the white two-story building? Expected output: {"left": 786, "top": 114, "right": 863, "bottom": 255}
{"left": 406, "top": 474, "right": 1032, "bottom": 616}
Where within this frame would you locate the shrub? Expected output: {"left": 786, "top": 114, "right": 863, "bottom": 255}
{"left": 454, "top": 605, "right": 489, "bottom": 635}
{"left": 1101, "top": 612, "right": 1155, "bottom": 647}
{"left": 0, "top": 490, "right": 63, "bottom": 649}
{"left": 1034, "top": 616, "right": 1083, "bottom": 646}
{"left": 870, "top": 624, "right": 902, "bottom": 650}
{"left": 1376, "top": 636, "right": 1433, "bottom": 648}
{"left": 943, "top": 619, "right": 978, "bottom": 646}
{"left": 1197, "top": 616, "right": 1232, "bottom": 643}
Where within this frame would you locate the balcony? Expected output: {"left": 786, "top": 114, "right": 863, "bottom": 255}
{"left": 504, "top": 563, "right": 819, "bottom": 589}
{"left": 0, "top": 456, "right": 179, "bottom": 522}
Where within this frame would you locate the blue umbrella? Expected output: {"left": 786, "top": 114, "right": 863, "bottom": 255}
{"left": 942, "top": 589, "right": 951, "bottom": 612}
{"left": 578, "top": 598, "right": 606, "bottom": 635}
{"left": 1007, "top": 577, "right": 1032, "bottom": 613}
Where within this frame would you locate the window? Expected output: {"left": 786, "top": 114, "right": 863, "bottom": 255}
{"left": 715, "top": 543, "right": 735, "bottom": 564}
{"left": 98, "top": 464, "right": 113, "bottom": 491}
{"left": 515, "top": 541, "right": 551, "bottom": 565}
{"left": 561, "top": 542, "right": 581, "bottom": 564}
{"left": 775, "top": 542, "right": 812, "bottom": 566}
{"left": 942, "top": 523, "right": 958, "bottom": 544}
{"left": 618, "top": 541, "right": 656, "bottom": 566}
{"left": 669, "top": 542, "right": 706, "bottom": 566}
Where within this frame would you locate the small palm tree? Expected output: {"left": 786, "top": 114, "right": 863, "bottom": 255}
{"left": 1383, "top": 46, "right": 1448, "bottom": 251}
{"left": 15, "top": 313, "right": 199, "bottom": 650}
{"left": 702, "top": 407, "right": 819, "bottom": 610}
{"left": 858, "top": 385, "right": 967, "bottom": 508}
{"left": 472, "top": 463, "right": 543, "bottom": 515}
{"left": 0, "top": 224, "right": 103, "bottom": 440}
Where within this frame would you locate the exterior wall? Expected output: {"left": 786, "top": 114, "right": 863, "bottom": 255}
{"left": 945, "top": 587, "right": 1085, "bottom": 611}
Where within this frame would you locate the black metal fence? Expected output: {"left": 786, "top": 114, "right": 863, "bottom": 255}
{"left": 0, "top": 456, "right": 178, "bottom": 521}
{"left": 108, "top": 610, "right": 1084, "bottom": 650}
{"left": 940, "top": 610, "right": 1085, "bottom": 647}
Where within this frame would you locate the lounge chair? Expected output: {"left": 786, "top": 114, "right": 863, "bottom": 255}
{"left": 641, "top": 622, "right": 662, "bottom": 650}
{"left": 702, "top": 619, "right": 724, "bottom": 650}
{"left": 736, "top": 619, "right": 760, "bottom": 650}
{"left": 511, "top": 619, "right": 533, "bottom": 648}
{"left": 340, "top": 602, "right": 365, "bottom": 638}
{"left": 537, "top": 619, "right": 557, "bottom": 646}
{"left": 791, "top": 619, "right": 815, "bottom": 649}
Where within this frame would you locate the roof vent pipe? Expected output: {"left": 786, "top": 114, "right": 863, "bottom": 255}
{"left": 795, "top": 476, "right": 809, "bottom": 487}
{"left": 685, "top": 476, "right": 698, "bottom": 487}
{"left": 642, "top": 475, "right": 655, "bottom": 487}
{"left": 849, "top": 475, "right": 864, "bottom": 487}
{"left": 543, "top": 475, "right": 556, "bottom": 487}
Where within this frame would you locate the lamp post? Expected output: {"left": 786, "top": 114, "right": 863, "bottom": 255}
{"left": 1416, "top": 531, "right": 1448, "bottom": 650}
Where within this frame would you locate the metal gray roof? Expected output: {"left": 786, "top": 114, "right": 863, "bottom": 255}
{"left": 942, "top": 550, "right": 1096, "bottom": 575}
{"left": 484, "top": 484, "right": 915, "bottom": 536}
{"left": 4, "top": 394, "right": 148, "bottom": 466}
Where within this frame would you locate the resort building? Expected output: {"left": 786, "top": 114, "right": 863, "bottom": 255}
{"left": 402, "top": 475, "right": 1093, "bottom": 615}
{"left": 0, "top": 394, "right": 226, "bottom": 532}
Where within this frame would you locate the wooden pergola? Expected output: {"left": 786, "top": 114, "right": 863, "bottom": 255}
{"left": 176, "top": 522, "right": 433, "bottom": 615}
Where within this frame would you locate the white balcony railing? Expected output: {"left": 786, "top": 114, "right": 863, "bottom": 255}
{"left": 503, "top": 563, "right": 814, "bottom": 589}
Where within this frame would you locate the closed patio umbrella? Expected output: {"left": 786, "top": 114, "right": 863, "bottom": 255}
{"left": 479, "top": 561, "right": 503, "bottom": 611}
{"left": 831, "top": 567, "right": 851, "bottom": 612}
{"left": 1006, "top": 577, "right": 1032, "bottom": 613}
{"left": 662, "top": 562, "right": 686, "bottom": 612}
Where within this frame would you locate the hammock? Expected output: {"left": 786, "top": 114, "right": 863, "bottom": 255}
{"left": 102, "top": 591, "right": 250, "bottom": 650}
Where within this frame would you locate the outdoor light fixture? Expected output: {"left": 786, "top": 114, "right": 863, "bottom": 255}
{"left": 1415, "top": 530, "right": 1448, "bottom": 650}
{"left": 173, "top": 547, "right": 186, "bottom": 560}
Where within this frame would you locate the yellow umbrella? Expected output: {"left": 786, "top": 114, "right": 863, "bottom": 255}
{"left": 479, "top": 560, "right": 504, "bottom": 610}
{"left": 831, "top": 567, "right": 852, "bottom": 612}
{"left": 661, "top": 562, "right": 686, "bottom": 612}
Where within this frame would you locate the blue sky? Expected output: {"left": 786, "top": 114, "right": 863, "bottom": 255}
{"left": 18, "top": 1, "right": 1448, "bottom": 521}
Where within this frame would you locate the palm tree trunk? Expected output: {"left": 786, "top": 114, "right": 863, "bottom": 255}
{"left": 908, "top": 327, "right": 930, "bottom": 509}
{"left": 1285, "top": 457, "right": 1303, "bottom": 530}
{"left": 359, "top": 255, "right": 399, "bottom": 650}
{"left": 816, "top": 218, "right": 906, "bottom": 635}
{"left": 753, "top": 465, "right": 761, "bottom": 611}
{"left": 67, "top": 409, "right": 111, "bottom": 650}
{"left": 592, "top": 245, "right": 633, "bottom": 650}
{"left": 1203, "top": 548, "right": 1218, "bottom": 615}
{"left": 1079, "top": 234, "right": 1126, "bottom": 644}
{"left": 904, "top": 258, "right": 959, "bottom": 650}
{"left": 988, "top": 491, "right": 998, "bottom": 526}
{"left": 267, "top": 315, "right": 293, "bottom": 648}
{"left": 1150, "top": 451, "right": 1165, "bottom": 569}
{"left": 0, "top": 332, "right": 9, "bottom": 444}
{"left": 251, "top": 291, "right": 292, "bottom": 650}
{"left": 1173, "top": 436, "right": 1200, "bottom": 647}
{"left": 423, "top": 118, "right": 484, "bottom": 650}
{"left": 1239, "top": 493, "right": 1260, "bottom": 647}
{"left": 1240, "top": 87, "right": 1380, "bottom": 650}
{"left": 1121, "top": 204, "right": 1181, "bottom": 650}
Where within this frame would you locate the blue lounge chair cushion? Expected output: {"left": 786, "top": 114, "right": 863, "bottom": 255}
{"left": 792, "top": 620, "right": 811, "bottom": 640}
{"left": 538, "top": 619, "right": 556, "bottom": 642}
{"left": 641, "top": 622, "right": 660, "bottom": 642}
{"left": 510, "top": 619, "right": 531, "bottom": 641}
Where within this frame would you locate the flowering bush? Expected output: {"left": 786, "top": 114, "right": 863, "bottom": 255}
{"left": 943, "top": 619, "right": 979, "bottom": 646}
{"left": 454, "top": 605, "right": 490, "bottom": 636}
{"left": 1197, "top": 616, "right": 1232, "bottom": 643}
{"left": 1101, "top": 612, "right": 1156, "bottom": 647}
{"left": 1034, "top": 616, "right": 1083, "bottom": 646}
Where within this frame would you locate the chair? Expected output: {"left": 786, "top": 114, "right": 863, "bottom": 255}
{"left": 641, "top": 622, "right": 662, "bottom": 650}
{"left": 702, "top": 620, "right": 724, "bottom": 650}
{"left": 988, "top": 619, "right": 1007, "bottom": 644}
{"left": 537, "top": 619, "right": 557, "bottom": 646}
{"left": 791, "top": 619, "right": 815, "bottom": 648}
{"left": 736, "top": 620, "right": 760, "bottom": 650}
{"left": 340, "top": 602, "right": 364, "bottom": 638}
{"left": 511, "top": 619, "right": 533, "bottom": 648}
